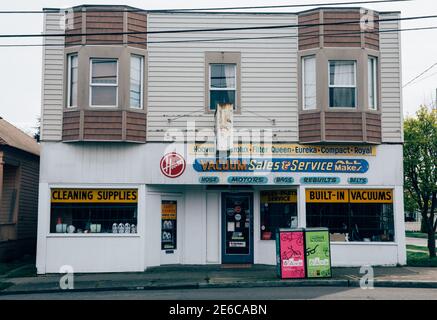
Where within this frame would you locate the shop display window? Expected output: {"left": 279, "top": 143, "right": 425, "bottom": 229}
{"left": 306, "top": 189, "right": 394, "bottom": 242}
{"left": 50, "top": 189, "right": 138, "bottom": 234}
{"left": 260, "top": 190, "right": 298, "bottom": 240}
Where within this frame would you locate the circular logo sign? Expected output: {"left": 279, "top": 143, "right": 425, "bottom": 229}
{"left": 160, "top": 152, "right": 186, "bottom": 178}
{"left": 234, "top": 206, "right": 242, "bottom": 214}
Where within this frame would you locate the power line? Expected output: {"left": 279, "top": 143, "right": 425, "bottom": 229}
{"left": 403, "top": 63, "right": 437, "bottom": 88}
{"left": 0, "top": 13, "right": 430, "bottom": 39}
{"left": 0, "top": 25, "right": 433, "bottom": 48}
{"left": 0, "top": 0, "right": 412, "bottom": 14}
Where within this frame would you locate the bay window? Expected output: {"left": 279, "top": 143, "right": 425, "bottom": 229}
{"left": 329, "top": 60, "right": 357, "bottom": 108}
{"left": 67, "top": 54, "right": 78, "bottom": 108}
{"left": 90, "top": 58, "right": 118, "bottom": 107}
{"left": 302, "top": 56, "right": 316, "bottom": 110}
{"left": 368, "top": 56, "right": 378, "bottom": 110}
{"left": 209, "top": 63, "right": 236, "bottom": 110}
{"left": 130, "top": 55, "right": 144, "bottom": 109}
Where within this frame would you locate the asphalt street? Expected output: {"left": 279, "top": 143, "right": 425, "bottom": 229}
{"left": 1, "top": 286, "right": 437, "bottom": 300}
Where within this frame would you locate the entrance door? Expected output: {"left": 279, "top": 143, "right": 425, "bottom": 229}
{"left": 221, "top": 193, "right": 254, "bottom": 264}
{"left": 160, "top": 195, "right": 183, "bottom": 265}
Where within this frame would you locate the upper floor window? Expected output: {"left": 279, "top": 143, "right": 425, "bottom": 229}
{"left": 130, "top": 55, "right": 144, "bottom": 109}
{"left": 368, "top": 56, "right": 378, "bottom": 110}
{"left": 302, "top": 56, "right": 316, "bottom": 110}
{"left": 67, "top": 54, "right": 78, "bottom": 108}
{"left": 90, "top": 58, "right": 118, "bottom": 107}
{"left": 209, "top": 63, "right": 236, "bottom": 110}
{"left": 329, "top": 60, "right": 357, "bottom": 108}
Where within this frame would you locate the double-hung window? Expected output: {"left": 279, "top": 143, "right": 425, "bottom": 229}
{"left": 130, "top": 55, "right": 144, "bottom": 109}
{"left": 302, "top": 56, "right": 316, "bottom": 110}
{"left": 67, "top": 54, "right": 78, "bottom": 108}
{"left": 209, "top": 63, "right": 236, "bottom": 110}
{"left": 368, "top": 56, "right": 378, "bottom": 110}
{"left": 329, "top": 60, "right": 357, "bottom": 108}
{"left": 90, "top": 58, "right": 118, "bottom": 107}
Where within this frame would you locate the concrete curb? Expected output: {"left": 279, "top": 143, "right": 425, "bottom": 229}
{"left": 2, "top": 278, "right": 437, "bottom": 295}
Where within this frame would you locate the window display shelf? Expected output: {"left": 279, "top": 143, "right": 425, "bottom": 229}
{"left": 47, "top": 233, "right": 140, "bottom": 238}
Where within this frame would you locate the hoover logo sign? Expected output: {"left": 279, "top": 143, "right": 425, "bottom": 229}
{"left": 160, "top": 153, "right": 186, "bottom": 178}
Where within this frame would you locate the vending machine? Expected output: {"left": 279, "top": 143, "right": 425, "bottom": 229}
{"left": 276, "top": 228, "right": 306, "bottom": 279}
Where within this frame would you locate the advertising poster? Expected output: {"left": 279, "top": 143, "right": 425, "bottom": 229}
{"left": 276, "top": 229, "right": 305, "bottom": 279}
{"left": 161, "top": 200, "right": 177, "bottom": 250}
{"left": 305, "top": 229, "right": 331, "bottom": 278}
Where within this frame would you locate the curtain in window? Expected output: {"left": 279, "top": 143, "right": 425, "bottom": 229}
{"left": 329, "top": 61, "right": 356, "bottom": 108}
{"left": 303, "top": 57, "right": 316, "bottom": 110}
{"left": 330, "top": 61, "right": 355, "bottom": 86}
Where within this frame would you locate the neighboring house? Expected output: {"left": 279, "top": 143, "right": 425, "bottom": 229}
{"left": 36, "top": 5, "right": 405, "bottom": 274}
{"left": 0, "top": 117, "right": 40, "bottom": 261}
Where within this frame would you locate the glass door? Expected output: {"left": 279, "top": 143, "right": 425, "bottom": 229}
{"left": 221, "top": 193, "right": 254, "bottom": 264}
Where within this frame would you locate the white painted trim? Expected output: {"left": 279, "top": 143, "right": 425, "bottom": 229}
{"left": 328, "top": 60, "right": 357, "bottom": 109}
{"left": 89, "top": 58, "right": 119, "bottom": 108}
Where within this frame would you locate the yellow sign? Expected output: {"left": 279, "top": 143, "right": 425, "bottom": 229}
{"left": 261, "top": 190, "right": 297, "bottom": 203}
{"left": 162, "top": 202, "right": 177, "bottom": 220}
{"left": 189, "top": 143, "right": 376, "bottom": 157}
{"left": 349, "top": 189, "right": 393, "bottom": 203}
{"left": 306, "top": 189, "right": 349, "bottom": 203}
{"left": 306, "top": 189, "right": 393, "bottom": 203}
{"left": 51, "top": 189, "right": 138, "bottom": 203}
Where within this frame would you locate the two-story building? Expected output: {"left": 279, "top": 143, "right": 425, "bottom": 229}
{"left": 36, "top": 5, "right": 405, "bottom": 273}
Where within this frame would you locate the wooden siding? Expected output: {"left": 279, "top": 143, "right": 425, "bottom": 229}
{"left": 83, "top": 110, "right": 123, "bottom": 141}
{"left": 299, "top": 112, "right": 322, "bottom": 142}
{"left": 379, "top": 13, "right": 403, "bottom": 142}
{"left": 127, "top": 12, "right": 147, "bottom": 49}
{"left": 126, "top": 112, "right": 147, "bottom": 142}
{"left": 0, "top": 165, "right": 18, "bottom": 226}
{"left": 147, "top": 13, "right": 299, "bottom": 142}
{"left": 62, "top": 110, "right": 80, "bottom": 141}
{"left": 65, "top": 12, "right": 83, "bottom": 46}
{"left": 298, "top": 9, "right": 379, "bottom": 50}
{"left": 325, "top": 112, "right": 363, "bottom": 142}
{"left": 1, "top": 147, "right": 39, "bottom": 241}
{"left": 41, "top": 12, "right": 65, "bottom": 141}
{"left": 85, "top": 11, "right": 124, "bottom": 45}
{"left": 298, "top": 12, "right": 320, "bottom": 50}
{"left": 366, "top": 112, "right": 382, "bottom": 143}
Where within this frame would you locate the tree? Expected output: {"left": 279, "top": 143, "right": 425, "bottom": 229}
{"left": 33, "top": 117, "right": 40, "bottom": 143}
{"left": 404, "top": 106, "right": 437, "bottom": 257}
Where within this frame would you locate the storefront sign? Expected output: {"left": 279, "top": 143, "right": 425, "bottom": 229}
{"left": 227, "top": 176, "right": 268, "bottom": 184}
{"left": 300, "top": 177, "right": 340, "bottom": 184}
{"left": 161, "top": 202, "right": 177, "bottom": 220}
{"left": 306, "top": 189, "right": 349, "bottom": 203}
{"left": 51, "top": 189, "right": 138, "bottom": 203}
{"left": 349, "top": 189, "right": 393, "bottom": 203}
{"left": 305, "top": 229, "right": 332, "bottom": 278}
{"left": 273, "top": 177, "right": 295, "bottom": 185}
{"left": 160, "top": 152, "right": 186, "bottom": 178}
{"left": 193, "top": 159, "right": 369, "bottom": 173}
{"left": 199, "top": 176, "right": 220, "bottom": 184}
{"left": 348, "top": 177, "right": 368, "bottom": 185}
{"left": 305, "top": 189, "right": 393, "bottom": 203}
{"left": 261, "top": 190, "right": 297, "bottom": 204}
{"left": 189, "top": 143, "right": 376, "bottom": 157}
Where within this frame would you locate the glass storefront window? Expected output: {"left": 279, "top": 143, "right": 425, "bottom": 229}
{"left": 306, "top": 189, "right": 394, "bottom": 242}
{"left": 260, "top": 190, "right": 298, "bottom": 240}
{"left": 50, "top": 189, "right": 138, "bottom": 234}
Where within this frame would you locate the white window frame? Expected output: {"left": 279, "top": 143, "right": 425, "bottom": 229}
{"left": 67, "top": 54, "right": 78, "bottom": 108}
{"left": 130, "top": 55, "right": 144, "bottom": 110}
{"left": 368, "top": 56, "right": 378, "bottom": 111}
{"left": 89, "top": 58, "right": 119, "bottom": 108}
{"left": 209, "top": 63, "right": 237, "bottom": 110}
{"left": 328, "top": 60, "right": 357, "bottom": 109}
{"left": 302, "top": 55, "right": 317, "bottom": 110}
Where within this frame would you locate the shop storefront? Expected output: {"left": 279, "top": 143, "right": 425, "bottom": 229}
{"left": 36, "top": 142, "right": 405, "bottom": 273}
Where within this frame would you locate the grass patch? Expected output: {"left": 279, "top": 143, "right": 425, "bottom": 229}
{"left": 407, "top": 251, "right": 437, "bottom": 267}
{"left": 407, "top": 244, "right": 428, "bottom": 252}
{"left": 405, "top": 231, "right": 436, "bottom": 239}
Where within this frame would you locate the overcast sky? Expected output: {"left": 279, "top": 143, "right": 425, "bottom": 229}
{"left": 0, "top": 0, "right": 436, "bottom": 134}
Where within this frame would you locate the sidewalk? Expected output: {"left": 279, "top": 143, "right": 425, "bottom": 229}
{"left": 1, "top": 264, "right": 437, "bottom": 295}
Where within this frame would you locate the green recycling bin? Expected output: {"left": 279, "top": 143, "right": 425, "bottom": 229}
{"left": 305, "top": 228, "right": 332, "bottom": 278}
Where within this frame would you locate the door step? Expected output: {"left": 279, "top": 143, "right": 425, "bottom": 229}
{"left": 221, "top": 264, "right": 253, "bottom": 269}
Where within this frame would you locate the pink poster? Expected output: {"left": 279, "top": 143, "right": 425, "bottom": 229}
{"left": 279, "top": 231, "right": 305, "bottom": 279}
